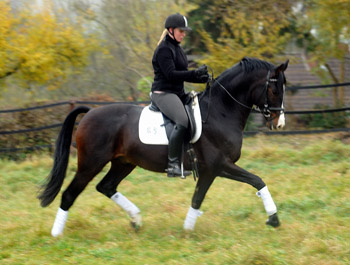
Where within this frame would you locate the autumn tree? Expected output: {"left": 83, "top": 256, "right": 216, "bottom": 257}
{"left": 296, "top": 0, "right": 350, "bottom": 105}
{"left": 0, "top": 1, "right": 99, "bottom": 99}
{"left": 69, "top": 0, "right": 196, "bottom": 101}
{"left": 187, "top": 0, "right": 294, "bottom": 73}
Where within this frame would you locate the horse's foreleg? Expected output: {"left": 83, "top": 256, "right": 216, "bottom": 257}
{"left": 184, "top": 175, "right": 215, "bottom": 230}
{"left": 111, "top": 192, "right": 142, "bottom": 229}
{"left": 96, "top": 160, "right": 141, "bottom": 229}
{"left": 220, "top": 163, "right": 279, "bottom": 227}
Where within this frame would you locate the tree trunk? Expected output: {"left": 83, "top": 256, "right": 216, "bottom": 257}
{"left": 339, "top": 59, "right": 345, "bottom": 106}
{"left": 325, "top": 63, "right": 339, "bottom": 107}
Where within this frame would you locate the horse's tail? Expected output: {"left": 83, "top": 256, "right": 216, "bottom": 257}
{"left": 38, "top": 106, "right": 91, "bottom": 207}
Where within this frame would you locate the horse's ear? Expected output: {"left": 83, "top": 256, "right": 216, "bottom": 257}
{"left": 275, "top": 59, "right": 289, "bottom": 75}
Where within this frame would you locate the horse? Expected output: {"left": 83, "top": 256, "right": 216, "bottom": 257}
{"left": 38, "top": 57, "right": 289, "bottom": 237}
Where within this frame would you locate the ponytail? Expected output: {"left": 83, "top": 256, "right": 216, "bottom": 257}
{"left": 157, "top": 29, "right": 169, "bottom": 46}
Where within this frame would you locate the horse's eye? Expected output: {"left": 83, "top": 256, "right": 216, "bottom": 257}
{"left": 271, "top": 86, "right": 279, "bottom": 95}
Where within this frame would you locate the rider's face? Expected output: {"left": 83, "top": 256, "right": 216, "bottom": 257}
{"left": 169, "top": 28, "right": 187, "bottom": 43}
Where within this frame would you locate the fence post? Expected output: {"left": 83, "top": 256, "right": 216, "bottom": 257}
{"left": 69, "top": 101, "right": 76, "bottom": 111}
{"left": 69, "top": 100, "right": 77, "bottom": 155}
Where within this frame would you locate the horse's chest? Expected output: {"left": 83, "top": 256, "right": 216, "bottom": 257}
{"left": 219, "top": 138, "right": 242, "bottom": 160}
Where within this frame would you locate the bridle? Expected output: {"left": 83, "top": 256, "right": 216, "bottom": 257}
{"left": 203, "top": 67, "right": 285, "bottom": 123}
{"left": 254, "top": 70, "right": 285, "bottom": 120}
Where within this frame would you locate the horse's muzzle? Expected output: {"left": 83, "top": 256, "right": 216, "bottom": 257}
{"left": 266, "top": 112, "right": 285, "bottom": 130}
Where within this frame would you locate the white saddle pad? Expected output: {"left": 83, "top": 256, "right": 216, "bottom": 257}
{"left": 138, "top": 93, "right": 202, "bottom": 145}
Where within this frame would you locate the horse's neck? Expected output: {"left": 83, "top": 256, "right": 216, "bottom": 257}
{"left": 214, "top": 74, "right": 252, "bottom": 109}
{"left": 200, "top": 79, "right": 252, "bottom": 131}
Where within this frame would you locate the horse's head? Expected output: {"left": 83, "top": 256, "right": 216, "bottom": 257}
{"left": 251, "top": 59, "right": 289, "bottom": 130}
{"left": 204, "top": 57, "right": 289, "bottom": 130}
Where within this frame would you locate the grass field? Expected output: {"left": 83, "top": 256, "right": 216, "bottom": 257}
{"left": 1, "top": 133, "right": 350, "bottom": 265}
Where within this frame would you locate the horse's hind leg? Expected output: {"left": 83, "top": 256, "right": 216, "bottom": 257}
{"left": 51, "top": 160, "right": 107, "bottom": 237}
{"left": 220, "top": 163, "right": 280, "bottom": 227}
{"left": 96, "top": 159, "right": 141, "bottom": 229}
{"left": 184, "top": 173, "right": 215, "bottom": 230}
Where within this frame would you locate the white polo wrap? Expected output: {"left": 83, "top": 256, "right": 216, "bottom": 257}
{"left": 51, "top": 208, "right": 68, "bottom": 237}
{"left": 111, "top": 192, "right": 140, "bottom": 218}
{"left": 184, "top": 206, "right": 203, "bottom": 230}
{"left": 256, "top": 186, "right": 277, "bottom": 216}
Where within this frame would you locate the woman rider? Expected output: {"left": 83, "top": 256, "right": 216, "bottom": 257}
{"left": 151, "top": 13, "right": 209, "bottom": 177}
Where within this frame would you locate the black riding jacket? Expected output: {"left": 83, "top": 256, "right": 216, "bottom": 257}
{"left": 151, "top": 34, "right": 201, "bottom": 98}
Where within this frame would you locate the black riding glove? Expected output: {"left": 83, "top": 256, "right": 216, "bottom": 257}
{"left": 194, "top": 65, "right": 210, "bottom": 83}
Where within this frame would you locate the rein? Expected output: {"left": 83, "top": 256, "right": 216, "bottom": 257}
{"left": 202, "top": 67, "right": 284, "bottom": 123}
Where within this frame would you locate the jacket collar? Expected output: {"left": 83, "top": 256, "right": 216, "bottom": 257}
{"left": 166, "top": 34, "right": 180, "bottom": 45}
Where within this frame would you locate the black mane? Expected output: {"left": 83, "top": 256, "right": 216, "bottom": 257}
{"left": 217, "top": 57, "right": 273, "bottom": 82}
{"left": 240, "top": 57, "right": 274, "bottom": 73}
{"left": 201, "top": 57, "right": 275, "bottom": 99}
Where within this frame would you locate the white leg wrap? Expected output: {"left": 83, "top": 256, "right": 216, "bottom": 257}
{"left": 51, "top": 208, "right": 68, "bottom": 237}
{"left": 183, "top": 206, "right": 203, "bottom": 230}
{"left": 256, "top": 186, "right": 277, "bottom": 216}
{"left": 111, "top": 192, "right": 141, "bottom": 218}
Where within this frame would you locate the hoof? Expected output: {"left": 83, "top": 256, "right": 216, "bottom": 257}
{"left": 130, "top": 221, "right": 141, "bottom": 232}
{"left": 130, "top": 214, "right": 142, "bottom": 231}
{"left": 266, "top": 213, "right": 280, "bottom": 228}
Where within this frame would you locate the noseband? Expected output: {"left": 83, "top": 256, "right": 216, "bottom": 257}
{"left": 208, "top": 69, "right": 284, "bottom": 121}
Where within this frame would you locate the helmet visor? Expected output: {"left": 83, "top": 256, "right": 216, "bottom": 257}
{"left": 178, "top": 26, "right": 192, "bottom": 31}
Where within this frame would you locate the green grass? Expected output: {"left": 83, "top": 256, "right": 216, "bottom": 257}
{"left": 1, "top": 134, "right": 350, "bottom": 265}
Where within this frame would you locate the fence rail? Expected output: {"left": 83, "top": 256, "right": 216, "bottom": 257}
{"left": 1, "top": 127, "right": 350, "bottom": 153}
{"left": 0, "top": 100, "right": 149, "bottom": 114}
{"left": 1, "top": 82, "right": 349, "bottom": 154}
{"left": 0, "top": 107, "right": 349, "bottom": 136}
{"left": 1, "top": 81, "right": 350, "bottom": 114}
{"left": 287, "top": 82, "right": 350, "bottom": 90}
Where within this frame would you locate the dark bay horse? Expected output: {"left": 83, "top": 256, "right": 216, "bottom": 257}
{"left": 38, "top": 57, "right": 289, "bottom": 237}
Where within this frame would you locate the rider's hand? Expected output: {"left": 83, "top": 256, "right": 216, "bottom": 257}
{"left": 194, "top": 65, "right": 210, "bottom": 83}
{"left": 195, "top": 65, "right": 208, "bottom": 75}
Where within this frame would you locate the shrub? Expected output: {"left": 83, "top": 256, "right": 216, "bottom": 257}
{"left": 300, "top": 104, "right": 349, "bottom": 129}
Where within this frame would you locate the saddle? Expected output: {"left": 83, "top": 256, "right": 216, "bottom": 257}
{"left": 138, "top": 91, "right": 202, "bottom": 146}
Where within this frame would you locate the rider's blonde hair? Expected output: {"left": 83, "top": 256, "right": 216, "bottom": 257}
{"left": 157, "top": 29, "right": 169, "bottom": 46}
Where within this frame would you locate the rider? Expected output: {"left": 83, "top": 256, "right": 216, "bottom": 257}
{"left": 151, "top": 13, "right": 209, "bottom": 177}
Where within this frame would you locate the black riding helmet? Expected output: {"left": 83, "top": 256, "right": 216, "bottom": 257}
{"left": 165, "top": 13, "right": 192, "bottom": 31}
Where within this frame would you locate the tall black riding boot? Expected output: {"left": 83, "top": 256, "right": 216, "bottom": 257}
{"left": 167, "top": 124, "right": 192, "bottom": 177}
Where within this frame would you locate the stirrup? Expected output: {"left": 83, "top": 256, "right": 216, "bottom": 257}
{"left": 166, "top": 165, "right": 191, "bottom": 178}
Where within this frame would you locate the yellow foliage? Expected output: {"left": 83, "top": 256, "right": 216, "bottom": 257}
{"left": 0, "top": 1, "right": 100, "bottom": 91}
{"left": 306, "top": 0, "right": 350, "bottom": 61}
{"left": 196, "top": 0, "right": 292, "bottom": 73}
{"left": 0, "top": 2, "right": 18, "bottom": 73}
{"left": 88, "top": 0, "right": 196, "bottom": 100}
